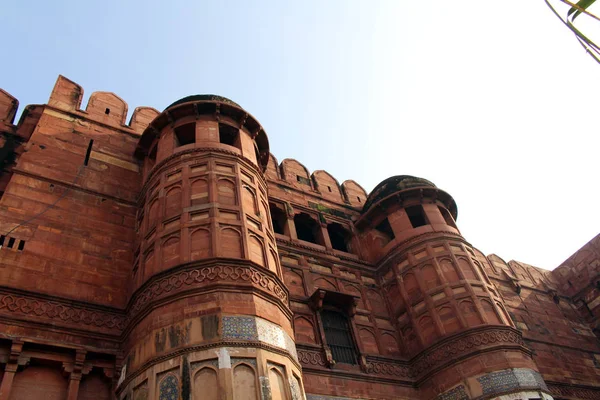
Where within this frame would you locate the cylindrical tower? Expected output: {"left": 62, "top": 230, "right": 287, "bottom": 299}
{"left": 120, "top": 96, "right": 305, "bottom": 400}
{"left": 356, "top": 176, "right": 551, "bottom": 400}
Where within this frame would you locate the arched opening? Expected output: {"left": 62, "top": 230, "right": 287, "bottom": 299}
{"left": 438, "top": 206, "right": 457, "bottom": 229}
{"left": 294, "top": 213, "right": 322, "bottom": 245}
{"left": 219, "top": 123, "right": 239, "bottom": 147}
{"left": 406, "top": 205, "right": 428, "bottom": 228}
{"left": 269, "top": 203, "right": 288, "bottom": 235}
{"left": 327, "top": 222, "right": 351, "bottom": 253}
{"left": 174, "top": 123, "right": 196, "bottom": 147}
{"left": 374, "top": 218, "right": 395, "bottom": 245}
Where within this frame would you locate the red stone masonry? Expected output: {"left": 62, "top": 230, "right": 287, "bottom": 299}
{"left": 0, "top": 75, "right": 597, "bottom": 399}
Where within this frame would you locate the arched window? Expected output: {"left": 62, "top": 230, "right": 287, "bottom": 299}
{"left": 320, "top": 309, "right": 357, "bottom": 364}
{"left": 174, "top": 123, "right": 196, "bottom": 147}
{"left": 269, "top": 203, "right": 287, "bottom": 235}
{"left": 406, "top": 205, "right": 428, "bottom": 228}
{"left": 327, "top": 222, "right": 351, "bottom": 253}
{"left": 219, "top": 123, "right": 238, "bottom": 147}
{"left": 294, "top": 213, "right": 322, "bottom": 244}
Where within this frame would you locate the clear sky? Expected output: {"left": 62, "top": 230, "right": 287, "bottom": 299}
{"left": 1, "top": 1, "right": 598, "bottom": 269}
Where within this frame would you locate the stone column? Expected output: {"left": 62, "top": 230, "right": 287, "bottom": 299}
{"left": 64, "top": 350, "right": 87, "bottom": 400}
{"left": 0, "top": 340, "right": 24, "bottom": 400}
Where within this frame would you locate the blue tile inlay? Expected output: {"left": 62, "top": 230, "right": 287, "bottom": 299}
{"left": 477, "top": 368, "right": 547, "bottom": 396}
{"left": 435, "top": 385, "right": 469, "bottom": 400}
{"left": 222, "top": 316, "right": 258, "bottom": 340}
{"left": 159, "top": 374, "right": 179, "bottom": 400}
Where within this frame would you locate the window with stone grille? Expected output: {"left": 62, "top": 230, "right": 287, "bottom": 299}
{"left": 320, "top": 309, "right": 357, "bottom": 365}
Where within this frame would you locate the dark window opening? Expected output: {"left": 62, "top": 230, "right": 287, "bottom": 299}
{"left": 84, "top": 139, "right": 94, "bottom": 166}
{"left": 219, "top": 123, "right": 238, "bottom": 147}
{"left": 269, "top": 204, "right": 287, "bottom": 235}
{"left": 296, "top": 175, "right": 311, "bottom": 186}
{"left": 7, "top": 238, "right": 15, "bottom": 249}
{"left": 327, "top": 223, "right": 351, "bottom": 253}
{"left": 254, "top": 143, "right": 261, "bottom": 164}
{"left": 147, "top": 144, "right": 157, "bottom": 170}
{"left": 406, "top": 205, "right": 428, "bottom": 228}
{"left": 375, "top": 218, "right": 395, "bottom": 240}
{"left": 357, "top": 196, "right": 361, "bottom": 203}
{"left": 438, "top": 206, "right": 457, "bottom": 229}
{"left": 321, "top": 310, "right": 357, "bottom": 364}
{"left": 294, "top": 213, "right": 322, "bottom": 244}
{"left": 17, "top": 240, "right": 24, "bottom": 251}
{"left": 104, "top": 108, "right": 110, "bottom": 115}
{"left": 148, "top": 145, "right": 157, "bottom": 161}
{"left": 327, "top": 186, "right": 332, "bottom": 192}
{"left": 174, "top": 123, "right": 196, "bottom": 147}
{"left": 0, "top": 235, "right": 5, "bottom": 246}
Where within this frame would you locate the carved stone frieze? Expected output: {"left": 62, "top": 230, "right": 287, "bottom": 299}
{"left": 297, "top": 348, "right": 327, "bottom": 367}
{"left": 411, "top": 326, "right": 526, "bottom": 378}
{"left": 0, "top": 290, "right": 125, "bottom": 333}
{"left": 547, "top": 383, "right": 600, "bottom": 400}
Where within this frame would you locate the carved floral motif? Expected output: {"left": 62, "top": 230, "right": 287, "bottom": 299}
{"left": 297, "top": 348, "right": 326, "bottom": 367}
{"left": 0, "top": 292, "right": 125, "bottom": 331}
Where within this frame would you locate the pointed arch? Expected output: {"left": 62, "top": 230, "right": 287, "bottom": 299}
{"left": 481, "top": 299, "right": 502, "bottom": 325}
{"left": 158, "top": 373, "right": 180, "bottom": 400}
{"left": 242, "top": 185, "right": 258, "bottom": 214}
{"left": 440, "top": 258, "right": 460, "bottom": 283}
{"left": 403, "top": 273, "right": 422, "bottom": 304}
{"left": 233, "top": 364, "right": 258, "bottom": 400}
{"left": 218, "top": 178, "right": 237, "bottom": 205}
{"left": 380, "top": 332, "right": 401, "bottom": 356}
{"left": 421, "top": 264, "right": 440, "bottom": 290}
{"left": 268, "top": 367, "right": 288, "bottom": 400}
{"left": 359, "top": 328, "right": 379, "bottom": 354}
{"left": 191, "top": 178, "right": 209, "bottom": 205}
{"left": 459, "top": 300, "right": 481, "bottom": 327}
{"left": 221, "top": 227, "right": 242, "bottom": 258}
{"left": 437, "top": 306, "right": 460, "bottom": 334}
{"left": 284, "top": 269, "right": 305, "bottom": 296}
{"left": 294, "top": 316, "right": 317, "bottom": 344}
{"left": 190, "top": 228, "right": 211, "bottom": 260}
{"left": 457, "top": 257, "right": 477, "bottom": 280}
{"left": 313, "top": 277, "right": 337, "bottom": 291}
{"left": 164, "top": 186, "right": 182, "bottom": 216}
{"left": 161, "top": 235, "right": 180, "bottom": 268}
{"left": 193, "top": 367, "right": 218, "bottom": 400}
{"left": 248, "top": 235, "right": 265, "bottom": 266}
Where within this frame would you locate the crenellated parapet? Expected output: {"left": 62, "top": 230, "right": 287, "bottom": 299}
{"left": 47, "top": 75, "right": 160, "bottom": 134}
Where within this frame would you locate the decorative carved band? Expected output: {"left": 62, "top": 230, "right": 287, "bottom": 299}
{"left": 127, "top": 263, "right": 289, "bottom": 323}
{"left": 0, "top": 261, "right": 289, "bottom": 336}
{"left": 298, "top": 326, "right": 528, "bottom": 384}
{"left": 365, "top": 357, "right": 410, "bottom": 378}
{"left": 0, "top": 290, "right": 125, "bottom": 333}
{"left": 547, "top": 382, "right": 600, "bottom": 400}
{"left": 412, "top": 326, "right": 525, "bottom": 378}
{"left": 297, "top": 348, "right": 326, "bottom": 367}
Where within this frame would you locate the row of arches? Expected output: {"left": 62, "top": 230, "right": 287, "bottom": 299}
{"left": 401, "top": 298, "right": 507, "bottom": 350}
{"left": 283, "top": 268, "right": 390, "bottom": 315}
{"left": 400, "top": 256, "right": 484, "bottom": 306}
{"left": 153, "top": 360, "right": 301, "bottom": 400}
{"left": 145, "top": 177, "right": 240, "bottom": 232}
{"left": 138, "top": 226, "right": 280, "bottom": 284}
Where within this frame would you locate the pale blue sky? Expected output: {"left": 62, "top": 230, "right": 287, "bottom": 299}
{"left": 1, "top": 1, "right": 599, "bottom": 269}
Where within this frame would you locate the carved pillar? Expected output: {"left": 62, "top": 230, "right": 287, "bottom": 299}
{"left": 0, "top": 340, "right": 24, "bottom": 400}
{"left": 64, "top": 350, "right": 87, "bottom": 400}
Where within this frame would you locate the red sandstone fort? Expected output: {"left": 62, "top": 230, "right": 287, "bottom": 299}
{"left": 0, "top": 76, "right": 598, "bottom": 400}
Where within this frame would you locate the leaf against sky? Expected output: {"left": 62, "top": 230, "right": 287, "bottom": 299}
{"left": 568, "top": 0, "right": 597, "bottom": 20}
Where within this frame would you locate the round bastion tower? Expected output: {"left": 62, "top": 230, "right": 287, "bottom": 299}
{"left": 356, "top": 176, "right": 552, "bottom": 400}
{"left": 121, "top": 96, "right": 305, "bottom": 400}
